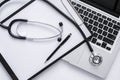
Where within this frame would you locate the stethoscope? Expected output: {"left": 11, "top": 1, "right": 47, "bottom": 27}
{"left": 0, "top": 19, "right": 63, "bottom": 42}
{"left": 0, "top": 0, "right": 102, "bottom": 66}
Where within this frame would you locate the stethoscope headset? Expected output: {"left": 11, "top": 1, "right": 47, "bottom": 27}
{"left": 0, "top": 0, "right": 63, "bottom": 42}
{"left": 0, "top": 0, "right": 103, "bottom": 66}
{"left": 0, "top": 19, "right": 63, "bottom": 42}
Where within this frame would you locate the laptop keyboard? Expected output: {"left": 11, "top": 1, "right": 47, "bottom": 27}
{"left": 70, "top": 1, "right": 120, "bottom": 51}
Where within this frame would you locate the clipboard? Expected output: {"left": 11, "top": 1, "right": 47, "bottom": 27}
{"left": 0, "top": 0, "right": 91, "bottom": 79}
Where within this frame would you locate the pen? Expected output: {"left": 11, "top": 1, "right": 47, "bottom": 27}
{"left": 28, "top": 35, "right": 92, "bottom": 80}
{"left": 45, "top": 33, "right": 72, "bottom": 62}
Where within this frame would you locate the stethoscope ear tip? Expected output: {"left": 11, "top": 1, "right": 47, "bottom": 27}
{"left": 57, "top": 37, "right": 62, "bottom": 42}
{"left": 59, "top": 22, "right": 63, "bottom": 27}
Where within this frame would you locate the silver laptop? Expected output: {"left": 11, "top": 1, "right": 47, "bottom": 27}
{"left": 61, "top": 0, "right": 120, "bottom": 78}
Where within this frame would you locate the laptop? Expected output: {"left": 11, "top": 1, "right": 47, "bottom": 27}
{"left": 61, "top": 0, "right": 120, "bottom": 78}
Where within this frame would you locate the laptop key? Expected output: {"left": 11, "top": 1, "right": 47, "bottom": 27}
{"left": 97, "top": 13, "right": 101, "bottom": 17}
{"left": 112, "top": 20, "right": 117, "bottom": 24}
{"left": 82, "top": 6, "right": 86, "bottom": 10}
{"left": 108, "top": 28, "right": 113, "bottom": 33}
{"left": 107, "top": 33, "right": 116, "bottom": 40}
{"left": 93, "top": 21, "right": 98, "bottom": 26}
{"left": 98, "top": 35, "right": 103, "bottom": 40}
{"left": 92, "top": 11, "right": 96, "bottom": 14}
{"left": 117, "top": 22, "right": 120, "bottom": 26}
{"left": 102, "top": 15, "right": 107, "bottom": 19}
{"left": 84, "top": 17, "right": 89, "bottom": 22}
{"left": 84, "top": 11, "right": 88, "bottom": 16}
{"left": 96, "top": 42, "right": 101, "bottom": 46}
{"left": 106, "top": 47, "right": 111, "bottom": 51}
{"left": 98, "top": 24, "right": 103, "bottom": 29}
{"left": 80, "top": 15, "right": 84, "bottom": 18}
{"left": 88, "top": 24, "right": 93, "bottom": 30}
{"left": 91, "top": 38, "right": 97, "bottom": 43}
{"left": 77, "top": 4, "right": 81, "bottom": 7}
{"left": 88, "top": 13, "right": 93, "bottom": 18}
{"left": 108, "top": 22, "right": 113, "bottom": 27}
{"left": 98, "top": 18, "right": 103, "bottom": 23}
{"left": 103, "top": 37, "right": 114, "bottom": 45}
{"left": 97, "top": 29, "right": 102, "bottom": 34}
{"left": 103, "top": 26, "right": 108, "bottom": 31}
{"left": 102, "top": 31, "right": 107, "bottom": 36}
{"left": 107, "top": 18, "right": 112, "bottom": 21}
{"left": 89, "top": 19, "right": 94, "bottom": 24}
{"left": 78, "top": 9, "right": 83, "bottom": 14}
{"left": 103, "top": 20, "right": 108, "bottom": 25}
{"left": 101, "top": 42, "right": 107, "bottom": 48}
{"left": 113, "top": 25, "right": 120, "bottom": 31}
{"left": 71, "top": 1, "right": 76, "bottom": 5}
{"left": 113, "top": 30, "right": 118, "bottom": 35}
{"left": 93, "top": 33, "right": 98, "bottom": 37}
{"left": 87, "top": 8, "right": 91, "bottom": 12}
{"left": 93, "top": 16, "right": 98, "bottom": 20}
{"left": 92, "top": 27, "right": 98, "bottom": 32}
{"left": 74, "top": 6, "right": 79, "bottom": 11}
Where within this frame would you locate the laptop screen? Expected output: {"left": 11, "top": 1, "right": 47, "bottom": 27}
{"left": 87, "top": 0, "right": 120, "bottom": 16}
{"left": 91, "top": 0, "right": 116, "bottom": 10}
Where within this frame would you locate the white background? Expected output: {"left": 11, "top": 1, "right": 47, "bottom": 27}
{"left": 0, "top": 0, "right": 120, "bottom": 80}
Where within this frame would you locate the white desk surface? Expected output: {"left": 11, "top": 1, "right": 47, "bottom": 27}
{"left": 0, "top": 0, "right": 120, "bottom": 80}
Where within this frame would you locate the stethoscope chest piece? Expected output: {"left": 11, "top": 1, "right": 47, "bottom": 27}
{"left": 89, "top": 53, "right": 103, "bottom": 66}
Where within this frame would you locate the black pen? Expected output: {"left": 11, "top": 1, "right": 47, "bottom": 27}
{"left": 0, "top": 53, "right": 18, "bottom": 80}
{"left": 45, "top": 33, "right": 72, "bottom": 63}
{"left": 28, "top": 35, "right": 92, "bottom": 80}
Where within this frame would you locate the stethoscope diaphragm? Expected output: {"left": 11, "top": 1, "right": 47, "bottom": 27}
{"left": 89, "top": 53, "right": 103, "bottom": 66}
